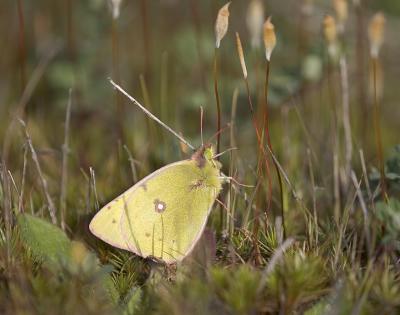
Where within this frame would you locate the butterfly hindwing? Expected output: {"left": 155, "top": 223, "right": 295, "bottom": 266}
{"left": 120, "top": 159, "right": 221, "bottom": 263}
{"left": 89, "top": 195, "right": 130, "bottom": 251}
{"left": 89, "top": 161, "right": 188, "bottom": 251}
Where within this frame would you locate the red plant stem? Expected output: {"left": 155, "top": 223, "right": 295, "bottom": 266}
{"left": 214, "top": 48, "right": 222, "bottom": 158}
{"left": 243, "top": 77, "right": 270, "bottom": 265}
{"left": 263, "top": 60, "right": 286, "bottom": 239}
{"left": 262, "top": 61, "right": 273, "bottom": 213}
{"left": 355, "top": 2, "right": 367, "bottom": 145}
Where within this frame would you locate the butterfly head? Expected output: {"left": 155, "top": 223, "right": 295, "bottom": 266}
{"left": 191, "top": 144, "right": 221, "bottom": 169}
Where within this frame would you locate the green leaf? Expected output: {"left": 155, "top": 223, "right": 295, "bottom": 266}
{"left": 122, "top": 287, "right": 142, "bottom": 315}
{"left": 304, "top": 299, "right": 328, "bottom": 315}
{"left": 17, "top": 213, "right": 72, "bottom": 268}
{"left": 375, "top": 198, "right": 400, "bottom": 238}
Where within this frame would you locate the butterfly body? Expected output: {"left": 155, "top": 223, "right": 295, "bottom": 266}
{"left": 89, "top": 146, "right": 222, "bottom": 263}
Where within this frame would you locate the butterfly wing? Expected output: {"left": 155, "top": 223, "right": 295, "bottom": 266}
{"left": 89, "top": 196, "right": 131, "bottom": 251}
{"left": 120, "top": 159, "right": 222, "bottom": 263}
{"left": 89, "top": 161, "right": 187, "bottom": 251}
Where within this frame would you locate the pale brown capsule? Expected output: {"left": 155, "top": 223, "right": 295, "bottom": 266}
{"left": 246, "top": 0, "right": 264, "bottom": 48}
{"left": 110, "top": 0, "right": 123, "bottom": 19}
{"left": 323, "top": 15, "right": 339, "bottom": 59}
{"left": 301, "top": 0, "right": 314, "bottom": 15}
{"left": 215, "top": 2, "right": 231, "bottom": 48}
{"left": 263, "top": 17, "right": 276, "bottom": 61}
{"left": 235, "top": 32, "right": 247, "bottom": 79}
{"left": 369, "top": 12, "right": 385, "bottom": 58}
{"left": 333, "top": 0, "right": 348, "bottom": 25}
{"left": 323, "top": 15, "right": 337, "bottom": 44}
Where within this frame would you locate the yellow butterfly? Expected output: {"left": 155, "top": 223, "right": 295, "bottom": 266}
{"left": 89, "top": 145, "right": 223, "bottom": 264}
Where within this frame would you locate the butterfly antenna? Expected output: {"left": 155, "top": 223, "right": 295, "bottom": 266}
{"left": 200, "top": 106, "right": 204, "bottom": 146}
{"left": 206, "top": 123, "right": 231, "bottom": 145}
{"left": 110, "top": 79, "right": 195, "bottom": 151}
{"left": 213, "top": 147, "right": 237, "bottom": 159}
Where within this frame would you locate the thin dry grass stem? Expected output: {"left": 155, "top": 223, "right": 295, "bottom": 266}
{"left": 333, "top": 175, "right": 361, "bottom": 270}
{"left": 323, "top": 15, "right": 341, "bottom": 225}
{"left": 359, "top": 149, "right": 372, "bottom": 203}
{"left": 229, "top": 88, "right": 239, "bottom": 236}
{"left": 1, "top": 165, "right": 12, "bottom": 268}
{"left": 368, "top": 12, "right": 387, "bottom": 201}
{"left": 307, "top": 148, "right": 318, "bottom": 245}
{"left": 89, "top": 167, "right": 100, "bottom": 211}
{"left": 139, "top": 74, "right": 157, "bottom": 146}
{"left": 110, "top": 79, "right": 195, "bottom": 151}
{"left": 291, "top": 100, "right": 318, "bottom": 166}
{"left": 19, "top": 120, "right": 57, "bottom": 224}
{"left": 215, "top": 198, "right": 235, "bottom": 224}
{"left": 123, "top": 145, "right": 139, "bottom": 184}
{"left": 263, "top": 143, "right": 313, "bottom": 225}
{"left": 339, "top": 56, "right": 352, "bottom": 189}
{"left": 350, "top": 171, "right": 372, "bottom": 258}
{"left": 229, "top": 89, "right": 238, "bottom": 152}
{"left": 17, "top": 0, "right": 26, "bottom": 90}
{"left": 79, "top": 168, "right": 91, "bottom": 214}
{"left": 60, "top": 89, "right": 72, "bottom": 231}
{"left": 18, "top": 143, "right": 28, "bottom": 213}
{"left": 243, "top": 180, "right": 261, "bottom": 229}
{"left": 7, "top": 171, "right": 19, "bottom": 200}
